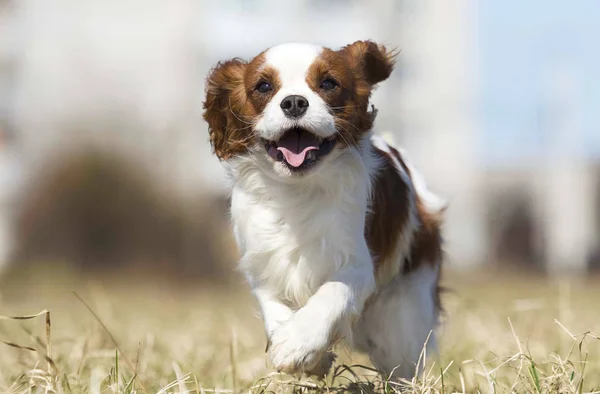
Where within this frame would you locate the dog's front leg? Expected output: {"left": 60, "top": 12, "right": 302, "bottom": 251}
{"left": 254, "top": 288, "right": 294, "bottom": 340}
{"left": 268, "top": 248, "right": 375, "bottom": 376}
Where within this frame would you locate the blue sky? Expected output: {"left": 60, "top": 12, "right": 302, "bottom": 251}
{"left": 479, "top": 0, "right": 600, "bottom": 166}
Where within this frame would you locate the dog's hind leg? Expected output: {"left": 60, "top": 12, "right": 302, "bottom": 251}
{"left": 352, "top": 265, "right": 440, "bottom": 380}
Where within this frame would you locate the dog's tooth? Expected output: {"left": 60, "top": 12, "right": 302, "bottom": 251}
{"left": 307, "top": 150, "right": 316, "bottom": 161}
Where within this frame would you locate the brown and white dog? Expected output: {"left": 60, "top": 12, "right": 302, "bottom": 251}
{"left": 203, "top": 41, "right": 445, "bottom": 380}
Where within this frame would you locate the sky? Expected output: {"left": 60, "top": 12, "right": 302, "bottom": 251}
{"left": 479, "top": 0, "right": 600, "bottom": 166}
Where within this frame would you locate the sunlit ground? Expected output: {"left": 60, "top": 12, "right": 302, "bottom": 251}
{"left": 1, "top": 266, "right": 599, "bottom": 393}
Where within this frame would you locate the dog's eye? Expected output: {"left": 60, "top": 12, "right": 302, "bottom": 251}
{"left": 256, "top": 81, "right": 273, "bottom": 94}
{"left": 319, "top": 78, "right": 338, "bottom": 91}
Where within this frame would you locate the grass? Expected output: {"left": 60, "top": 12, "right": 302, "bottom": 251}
{"left": 1, "top": 268, "right": 599, "bottom": 393}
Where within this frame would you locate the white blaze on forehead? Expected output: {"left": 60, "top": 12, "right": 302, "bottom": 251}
{"left": 264, "top": 43, "right": 323, "bottom": 87}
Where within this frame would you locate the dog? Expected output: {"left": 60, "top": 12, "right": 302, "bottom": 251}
{"left": 202, "top": 40, "right": 445, "bottom": 380}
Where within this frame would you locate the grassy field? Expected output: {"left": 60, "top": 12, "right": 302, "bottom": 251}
{"left": 1, "top": 268, "right": 599, "bottom": 393}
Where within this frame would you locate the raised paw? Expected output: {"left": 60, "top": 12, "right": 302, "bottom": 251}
{"left": 268, "top": 317, "right": 332, "bottom": 375}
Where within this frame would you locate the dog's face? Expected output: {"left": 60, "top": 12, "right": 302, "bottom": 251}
{"left": 203, "top": 41, "right": 395, "bottom": 176}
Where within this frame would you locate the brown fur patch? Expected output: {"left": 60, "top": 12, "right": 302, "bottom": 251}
{"left": 304, "top": 42, "right": 397, "bottom": 148}
{"left": 203, "top": 58, "right": 251, "bottom": 160}
{"left": 340, "top": 40, "right": 397, "bottom": 87}
{"left": 244, "top": 53, "right": 281, "bottom": 116}
{"left": 386, "top": 146, "right": 443, "bottom": 274}
{"left": 306, "top": 49, "right": 358, "bottom": 145}
{"left": 365, "top": 148, "right": 411, "bottom": 274}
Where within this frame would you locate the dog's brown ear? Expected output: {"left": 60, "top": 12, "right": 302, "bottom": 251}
{"left": 341, "top": 40, "right": 396, "bottom": 86}
{"left": 203, "top": 58, "right": 248, "bottom": 160}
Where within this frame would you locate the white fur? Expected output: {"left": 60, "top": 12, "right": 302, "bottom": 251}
{"left": 254, "top": 43, "right": 337, "bottom": 141}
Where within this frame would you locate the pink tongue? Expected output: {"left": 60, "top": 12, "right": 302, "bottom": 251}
{"left": 277, "top": 130, "right": 319, "bottom": 167}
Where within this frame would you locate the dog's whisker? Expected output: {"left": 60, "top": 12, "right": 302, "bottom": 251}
{"left": 335, "top": 125, "right": 356, "bottom": 147}
{"left": 328, "top": 105, "right": 355, "bottom": 110}
{"left": 336, "top": 118, "right": 360, "bottom": 132}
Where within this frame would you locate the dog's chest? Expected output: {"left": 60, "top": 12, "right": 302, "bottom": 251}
{"left": 231, "top": 185, "right": 364, "bottom": 307}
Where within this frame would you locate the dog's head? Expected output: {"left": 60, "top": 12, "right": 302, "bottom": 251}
{"left": 203, "top": 41, "right": 396, "bottom": 176}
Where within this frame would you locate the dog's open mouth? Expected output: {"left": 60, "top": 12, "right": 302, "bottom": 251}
{"left": 262, "top": 128, "right": 336, "bottom": 172}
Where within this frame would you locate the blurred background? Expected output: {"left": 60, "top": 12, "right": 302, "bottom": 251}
{"left": 0, "top": 0, "right": 599, "bottom": 286}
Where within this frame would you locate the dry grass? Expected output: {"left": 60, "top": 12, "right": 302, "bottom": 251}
{"left": 1, "top": 269, "right": 599, "bottom": 394}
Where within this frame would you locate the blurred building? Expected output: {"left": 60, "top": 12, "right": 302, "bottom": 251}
{"left": 0, "top": 0, "right": 598, "bottom": 274}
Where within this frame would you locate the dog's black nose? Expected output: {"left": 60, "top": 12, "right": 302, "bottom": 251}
{"left": 280, "top": 95, "right": 309, "bottom": 118}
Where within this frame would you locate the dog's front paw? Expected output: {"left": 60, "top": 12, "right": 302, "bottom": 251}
{"left": 268, "top": 318, "right": 335, "bottom": 376}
